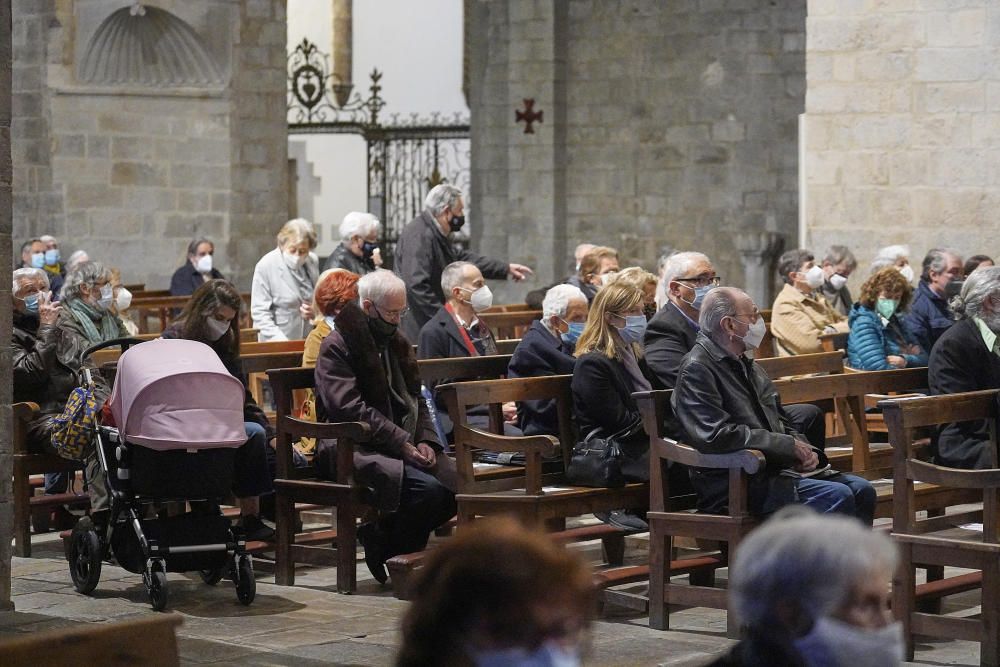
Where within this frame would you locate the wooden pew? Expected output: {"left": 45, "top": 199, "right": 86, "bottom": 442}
{"left": 478, "top": 309, "right": 541, "bottom": 339}
{"left": 819, "top": 330, "right": 849, "bottom": 353}
{"left": 12, "top": 402, "right": 88, "bottom": 557}
{"left": 131, "top": 292, "right": 251, "bottom": 333}
{"left": 0, "top": 613, "right": 183, "bottom": 667}
{"left": 882, "top": 390, "right": 1000, "bottom": 665}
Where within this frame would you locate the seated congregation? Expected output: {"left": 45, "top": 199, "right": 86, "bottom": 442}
{"left": 13, "top": 183, "right": 1000, "bottom": 666}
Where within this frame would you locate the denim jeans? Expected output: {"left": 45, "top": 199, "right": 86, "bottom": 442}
{"left": 796, "top": 473, "right": 876, "bottom": 525}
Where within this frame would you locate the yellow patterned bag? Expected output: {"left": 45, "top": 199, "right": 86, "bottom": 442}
{"left": 48, "top": 384, "right": 100, "bottom": 460}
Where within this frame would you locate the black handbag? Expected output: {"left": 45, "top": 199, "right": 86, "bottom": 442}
{"left": 566, "top": 420, "right": 643, "bottom": 488}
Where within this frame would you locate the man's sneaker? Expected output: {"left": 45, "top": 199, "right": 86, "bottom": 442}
{"left": 594, "top": 509, "right": 648, "bottom": 533}
{"left": 357, "top": 522, "right": 388, "bottom": 584}
{"left": 242, "top": 515, "right": 275, "bottom": 542}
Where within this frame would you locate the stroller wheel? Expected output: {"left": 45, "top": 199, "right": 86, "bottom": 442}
{"left": 199, "top": 566, "right": 226, "bottom": 586}
{"left": 68, "top": 522, "right": 102, "bottom": 594}
{"left": 147, "top": 566, "right": 168, "bottom": 611}
{"left": 235, "top": 555, "right": 255, "bottom": 605}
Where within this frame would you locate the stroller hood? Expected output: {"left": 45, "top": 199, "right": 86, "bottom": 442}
{"left": 109, "top": 339, "right": 247, "bottom": 451}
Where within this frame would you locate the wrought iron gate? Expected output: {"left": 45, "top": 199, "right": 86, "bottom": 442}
{"left": 287, "top": 39, "right": 470, "bottom": 265}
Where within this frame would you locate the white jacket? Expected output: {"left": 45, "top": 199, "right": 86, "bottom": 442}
{"left": 250, "top": 247, "right": 319, "bottom": 341}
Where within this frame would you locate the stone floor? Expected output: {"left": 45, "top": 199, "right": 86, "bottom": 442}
{"left": 0, "top": 531, "right": 986, "bottom": 666}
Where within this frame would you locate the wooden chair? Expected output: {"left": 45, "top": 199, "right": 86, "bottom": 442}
{"left": 12, "top": 402, "right": 88, "bottom": 557}
{"left": 267, "top": 366, "right": 371, "bottom": 593}
{"left": 882, "top": 390, "right": 1000, "bottom": 666}
{"left": 635, "top": 389, "right": 763, "bottom": 635}
{"left": 0, "top": 613, "right": 183, "bottom": 667}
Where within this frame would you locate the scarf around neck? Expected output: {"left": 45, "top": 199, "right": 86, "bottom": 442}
{"left": 66, "top": 298, "right": 121, "bottom": 345}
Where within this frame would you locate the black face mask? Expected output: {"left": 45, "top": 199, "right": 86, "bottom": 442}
{"left": 361, "top": 241, "right": 379, "bottom": 261}
{"left": 449, "top": 215, "right": 465, "bottom": 232}
{"left": 643, "top": 302, "right": 657, "bottom": 321}
{"left": 367, "top": 309, "right": 398, "bottom": 346}
{"left": 944, "top": 279, "right": 964, "bottom": 300}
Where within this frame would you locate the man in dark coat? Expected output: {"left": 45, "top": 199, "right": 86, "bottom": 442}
{"left": 507, "top": 284, "right": 588, "bottom": 435}
{"left": 315, "top": 269, "right": 456, "bottom": 583}
{"left": 928, "top": 266, "right": 1000, "bottom": 469}
{"left": 672, "top": 288, "right": 874, "bottom": 522}
{"left": 169, "top": 238, "right": 225, "bottom": 296}
{"left": 322, "top": 211, "right": 381, "bottom": 275}
{"left": 904, "top": 248, "right": 963, "bottom": 353}
{"left": 395, "top": 183, "right": 532, "bottom": 340}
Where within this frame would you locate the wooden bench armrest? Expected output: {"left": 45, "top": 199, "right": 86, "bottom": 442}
{"left": 13, "top": 402, "right": 39, "bottom": 455}
{"left": 279, "top": 416, "right": 370, "bottom": 442}
{"left": 651, "top": 434, "right": 765, "bottom": 474}
{"left": 453, "top": 424, "right": 558, "bottom": 495}
{"left": 906, "top": 459, "right": 1000, "bottom": 489}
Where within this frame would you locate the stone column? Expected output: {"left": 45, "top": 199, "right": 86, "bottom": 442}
{"left": 735, "top": 231, "right": 783, "bottom": 307}
{"left": 331, "top": 0, "right": 352, "bottom": 107}
{"left": 1, "top": 0, "right": 14, "bottom": 612}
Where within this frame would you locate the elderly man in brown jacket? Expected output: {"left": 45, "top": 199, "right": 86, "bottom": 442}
{"left": 315, "top": 269, "right": 456, "bottom": 583}
{"left": 771, "top": 249, "right": 850, "bottom": 356}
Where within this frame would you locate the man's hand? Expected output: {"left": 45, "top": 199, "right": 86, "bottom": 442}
{"left": 886, "top": 355, "right": 907, "bottom": 369}
{"left": 299, "top": 302, "right": 315, "bottom": 321}
{"left": 402, "top": 442, "right": 433, "bottom": 468}
{"left": 371, "top": 247, "right": 383, "bottom": 268}
{"left": 508, "top": 263, "right": 534, "bottom": 281}
{"left": 38, "top": 291, "right": 60, "bottom": 326}
{"left": 792, "top": 439, "right": 819, "bottom": 472}
{"left": 502, "top": 401, "right": 517, "bottom": 423}
{"left": 416, "top": 442, "right": 437, "bottom": 467}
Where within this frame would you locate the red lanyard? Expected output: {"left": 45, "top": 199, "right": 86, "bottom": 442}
{"left": 444, "top": 303, "right": 480, "bottom": 357}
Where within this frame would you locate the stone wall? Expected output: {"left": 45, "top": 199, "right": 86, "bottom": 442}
{"left": 803, "top": 0, "right": 1000, "bottom": 290}
{"left": 1, "top": 0, "right": 13, "bottom": 612}
{"left": 12, "top": 0, "right": 287, "bottom": 292}
{"left": 470, "top": 0, "right": 806, "bottom": 303}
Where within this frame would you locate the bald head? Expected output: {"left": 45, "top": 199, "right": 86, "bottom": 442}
{"left": 699, "top": 286, "right": 759, "bottom": 346}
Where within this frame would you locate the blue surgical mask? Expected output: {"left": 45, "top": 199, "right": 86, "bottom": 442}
{"left": 681, "top": 284, "right": 715, "bottom": 311}
{"left": 361, "top": 241, "right": 378, "bottom": 261}
{"left": 616, "top": 314, "right": 647, "bottom": 345}
{"left": 560, "top": 320, "right": 585, "bottom": 346}
{"left": 44, "top": 248, "right": 59, "bottom": 265}
{"left": 472, "top": 641, "right": 580, "bottom": 667}
{"left": 29, "top": 252, "right": 45, "bottom": 269}
{"left": 22, "top": 293, "right": 40, "bottom": 314}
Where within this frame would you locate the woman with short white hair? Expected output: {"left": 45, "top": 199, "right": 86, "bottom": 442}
{"left": 250, "top": 218, "right": 320, "bottom": 341}
{"left": 323, "top": 211, "right": 383, "bottom": 275}
{"left": 712, "top": 507, "right": 901, "bottom": 666}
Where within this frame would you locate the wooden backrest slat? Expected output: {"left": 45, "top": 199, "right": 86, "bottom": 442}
{"left": 881, "top": 389, "right": 1000, "bottom": 430}
{"left": 241, "top": 339, "right": 306, "bottom": 355}
{"left": 417, "top": 354, "right": 512, "bottom": 384}
{"left": 241, "top": 352, "right": 304, "bottom": 376}
{"left": 757, "top": 351, "right": 844, "bottom": 379}
{"left": 438, "top": 374, "right": 572, "bottom": 407}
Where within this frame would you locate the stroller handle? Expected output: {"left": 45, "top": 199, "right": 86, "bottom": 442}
{"left": 81, "top": 337, "right": 146, "bottom": 362}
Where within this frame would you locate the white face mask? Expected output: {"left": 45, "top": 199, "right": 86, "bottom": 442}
{"left": 804, "top": 265, "right": 825, "bottom": 289}
{"left": 733, "top": 316, "right": 766, "bottom": 350}
{"left": 462, "top": 285, "right": 494, "bottom": 313}
{"left": 195, "top": 254, "right": 213, "bottom": 274}
{"left": 599, "top": 271, "right": 618, "bottom": 287}
{"left": 205, "top": 316, "right": 231, "bottom": 342}
{"left": 795, "top": 616, "right": 904, "bottom": 667}
{"left": 283, "top": 250, "right": 307, "bottom": 271}
{"left": 829, "top": 273, "right": 849, "bottom": 290}
{"left": 115, "top": 287, "right": 132, "bottom": 312}
{"left": 96, "top": 283, "right": 115, "bottom": 311}
{"left": 898, "top": 264, "right": 915, "bottom": 284}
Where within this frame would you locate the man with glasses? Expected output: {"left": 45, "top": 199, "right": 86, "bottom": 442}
{"left": 672, "top": 287, "right": 875, "bottom": 522}
{"left": 644, "top": 251, "right": 721, "bottom": 390}
{"left": 314, "top": 269, "right": 456, "bottom": 584}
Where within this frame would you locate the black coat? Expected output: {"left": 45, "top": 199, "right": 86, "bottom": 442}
{"left": 322, "top": 243, "right": 375, "bottom": 276}
{"left": 644, "top": 301, "right": 699, "bottom": 390}
{"left": 169, "top": 263, "right": 225, "bottom": 296}
{"left": 395, "top": 210, "right": 508, "bottom": 340}
{"left": 928, "top": 317, "right": 1000, "bottom": 468}
{"left": 672, "top": 333, "right": 804, "bottom": 515}
{"left": 507, "top": 321, "right": 576, "bottom": 435}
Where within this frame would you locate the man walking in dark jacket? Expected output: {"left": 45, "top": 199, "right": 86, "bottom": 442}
{"left": 395, "top": 184, "right": 533, "bottom": 340}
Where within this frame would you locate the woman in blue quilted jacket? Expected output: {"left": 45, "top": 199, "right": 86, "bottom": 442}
{"left": 847, "top": 267, "right": 927, "bottom": 370}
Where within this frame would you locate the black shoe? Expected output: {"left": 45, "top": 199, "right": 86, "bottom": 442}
{"left": 242, "top": 515, "right": 275, "bottom": 542}
{"left": 357, "top": 522, "right": 388, "bottom": 584}
{"left": 595, "top": 509, "right": 648, "bottom": 533}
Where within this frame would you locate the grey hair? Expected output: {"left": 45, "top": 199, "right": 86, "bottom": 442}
{"left": 920, "top": 248, "right": 961, "bottom": 283}
{"left": 424, "top": 184, "right": 463, "bottom": 217}
{"left": 66, "top": 250, "right": 90, "bottom": 273}
{"left": 441, "top": 261, "right": 475, "bottom": 298}
{"left": 870, "top": 244, "right": 910, "bottom": 274}
{"left": 952, "top": 265, "right": 1000, "bottom": 320}
{"left": 12, "top": 267, "right": 49, "bottom": 293}
{"left": 777, "top": 249, "right": 814, "bottom": 284}
{"left": 730, "top": 507, "right": 897, "bottom": 629}
{"left": 542, "top": 284, "right": 587, "bottom": 320}
{"left": 698, "top": 287, "right": 740, "bottom": 343}
{"left": 277, "top": 218, "right": 317, "bottom": 250}
{"left": 62, "top": 261, "right": 112, "bottom": 302}
{"left": 661, "top": 251, "right": 711, "bottom": 287}
{"left": 39, "top": 234, "right": 57, "bottom": 245}
{"left": 357, "top": 269, "right": 404, "bottom": 306}
{"left": 186, "top": 237, "right": 214, "bottom": 257}
{"left": 339, "top": 211, "right": 381, "bottom": 242}
{"left": 823, "top": 245, "right": 857, "bottom": 271}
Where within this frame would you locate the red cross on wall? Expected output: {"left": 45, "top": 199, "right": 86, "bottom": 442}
{"left": 515, "top": 98, "right": 543, "bottom": 134}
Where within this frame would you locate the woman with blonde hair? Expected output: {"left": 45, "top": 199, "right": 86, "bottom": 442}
{"left": 571, "top": 282, "right": 655, "bottom": 531}
{"left": 250, "top": 218, "right": 320, "bottom": 341}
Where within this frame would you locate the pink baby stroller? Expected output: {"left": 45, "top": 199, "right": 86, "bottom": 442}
{"left": 66, "top": 338, "right": 256, "bottom": 610}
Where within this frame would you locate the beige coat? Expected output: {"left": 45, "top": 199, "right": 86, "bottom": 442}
{"left": 770, "top": 283, "right": 849, "bottom": 356}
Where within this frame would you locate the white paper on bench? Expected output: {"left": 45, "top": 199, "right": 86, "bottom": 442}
{"left": 473, "top": 462, "right": 503, "bottom": 470}
{"left": 509, "top": 486, "right": 574, "bottom": 493}
{"left": 959, "top": 523, "right": 984, "bottom": 532}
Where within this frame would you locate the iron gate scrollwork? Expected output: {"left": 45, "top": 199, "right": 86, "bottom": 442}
{"left": 287, "top": 39, "right": 470, "bottom": 265}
